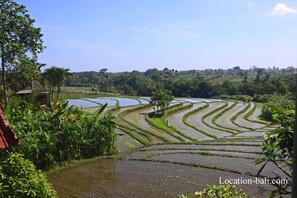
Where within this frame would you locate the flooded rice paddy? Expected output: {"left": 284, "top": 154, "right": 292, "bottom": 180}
{"left": 49, "top": 98, "right": 282, "bottom": 197}
{"left": 48, "top": 143, "right": 277, "bottom": 197}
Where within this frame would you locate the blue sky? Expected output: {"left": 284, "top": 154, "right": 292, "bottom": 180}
{"left": 18, "top": 0, "right": 297, "bottom": 72}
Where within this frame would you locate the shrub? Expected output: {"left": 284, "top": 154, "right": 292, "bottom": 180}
{"left": 261, "top": 94, "right": 294, "bottom": 121}
{"left": 5, "top": 99, "right": 117, "bottom": 170}
{"left": 0, "top": 153, "right": 57, "bottom": 197}
{"left": 255, "top": 107, "right": 294, "bottom": 196}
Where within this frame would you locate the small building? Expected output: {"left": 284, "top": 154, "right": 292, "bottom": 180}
{"left": 16, "top": 82, "right": 48, "bottom": 105}
{"left": 0, "top": 109, "right": 19, "bottom": 149}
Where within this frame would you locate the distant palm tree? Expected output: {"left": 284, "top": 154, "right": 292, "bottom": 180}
{"left": 43, "top": 67, "right": 71, "bottom": 100}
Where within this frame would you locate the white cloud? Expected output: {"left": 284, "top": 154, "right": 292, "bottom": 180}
{"left": 271, "top": 3, "right": 297, "bottom": 15}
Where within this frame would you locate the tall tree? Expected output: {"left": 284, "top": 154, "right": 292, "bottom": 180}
{"left": 7, "top": 57, "right": 41, "bottom": 92}
{"left": 0, "top": 0, "right": 44, "bottom": 106}
{"left": 42, "top": 67, "right": 71, "bottom": 100}
{"left": 98, "top": 68, "right": 108, "bottom": 92}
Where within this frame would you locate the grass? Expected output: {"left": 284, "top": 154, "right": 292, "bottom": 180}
{"left": 150, "top": 117, "right": 175, "bottom": 134}
{"left": 146, "top": 104, "right": 197, "bottom": 142}
{"left": 118, "top": 104, "right": 172, "bottom": 143}
{"left": 144, "top": 115, "right": 184, "bottom": 142}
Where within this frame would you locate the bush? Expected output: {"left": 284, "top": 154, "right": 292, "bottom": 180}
{"left": 0, "top": 153, "right": 57, "bottom": 197}
{"left": 5, "top": 99, "right": 117, "bottom": 170}
{"left": 253, "top": 94, "right": 271, "bottom": 103}
{"left": 179, "top": 185, "right": 249, "bottom": 198}
{"left": 261, "top": 94, "right": 294, "bottom": 121}
{"left": 255, "top": 107, "right": 294, "bottom": 196}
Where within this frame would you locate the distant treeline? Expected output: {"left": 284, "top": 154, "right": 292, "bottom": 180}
{"left": 65, "top": 67, "right": 296, "bottom": 98}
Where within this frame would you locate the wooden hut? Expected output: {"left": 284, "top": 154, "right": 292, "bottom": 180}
{"left": 0, "top": 109, "right": 19, "bottom": 149}
{"left": 16, "top": 82, "right": 48, "bottom": 105}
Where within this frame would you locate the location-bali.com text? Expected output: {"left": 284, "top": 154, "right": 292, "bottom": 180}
{"left": 219, "top": 177, "right": 289, "bottom": 185}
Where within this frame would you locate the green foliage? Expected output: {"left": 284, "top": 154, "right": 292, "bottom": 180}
{"left": 0, "top": 0, "right": 44, "bottom": 105}
{"left": 7, "top": 57, "right": 42, "bottom": 92}
{"left": 65, "top": 67, "right": 295, "bottom": 101}
{"left": 5, "top": 99, "right": 117, "bottom": 170}
{"left": 42, "top": 66, "right": 71, "bottom": 100}
{"left": 149, "top": 117, "right": 175, "bottom": 134}
{"left": 253, "top": 94, "right": 271, "bottom": 103}
{"left": 261, "top": 94, "right": 294, "bottom": 121}
{"left": 179, "top": 185, "right": 249, "bottom": 198}
{"left": 150, "top": 89, "right": 174, "bottom": 114}
{"left": 255, "top": 104, "right": 294, "bottom": 196}
{"left": 0, "top": 153, "right": 57, "bottom": 197}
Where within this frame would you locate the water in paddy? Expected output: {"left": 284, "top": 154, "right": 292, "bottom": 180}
{"left": 48, "top": 157, "right": 274, "bottom": 198}
{"left": 67, "top": 99, "right": 99, "bottom": 108}
{"left": 109, "top": 97, "right": 140, "bottom": 106}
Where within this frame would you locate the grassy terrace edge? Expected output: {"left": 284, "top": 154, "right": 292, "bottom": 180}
{"left": 118, "top": 104, "right": 172, "bottom": 143}
{"left": 211, "top": 101, "right": 242, "bottom": 133}
{"left": 145, "top": 102, "right": 197, "bottom": 142}
{"left": 182, "top": 102, "right": 217, "bottom": 138}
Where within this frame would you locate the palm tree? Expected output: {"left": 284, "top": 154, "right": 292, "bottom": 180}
{"left": 43, "top": 67, "right": 71, "bottom": 100}
{"left": 55, "top": 67, "right": 71, "bottom": 99}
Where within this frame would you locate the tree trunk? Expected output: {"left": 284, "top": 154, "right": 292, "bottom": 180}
{"left": 1, "top": 45, "right": 8, "bottom": 108}
{"left": 57, "top": 84, "right": 60, "bottom": 100}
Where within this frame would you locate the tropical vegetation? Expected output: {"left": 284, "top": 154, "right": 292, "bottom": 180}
{"left": 4, "top": 98, "right": 117, "bottom": 170}
{"left": 0, "top": 153, "right": 57, "bottom": 198}
{"left": 0, "top": 0, "right": 44, "bottom": 107}
{"left": 255, "top": 94, "right": 295, "bottom": 197}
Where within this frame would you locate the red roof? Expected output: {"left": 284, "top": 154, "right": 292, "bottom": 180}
{"left": 0, "top": 109, "right": 19, "bottom": 149}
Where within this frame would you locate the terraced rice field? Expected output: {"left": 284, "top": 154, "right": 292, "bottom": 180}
{"left": 50, "top": 98, "right": 280, "bottom": 197}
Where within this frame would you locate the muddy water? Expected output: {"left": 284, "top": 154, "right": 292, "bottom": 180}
{"left": 48, "top": 158, "right": 274, "bottom": 198}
